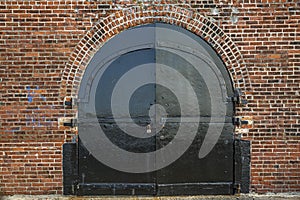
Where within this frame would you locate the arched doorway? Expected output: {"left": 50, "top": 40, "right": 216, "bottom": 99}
{"left": 74, "top": 23, "right": 236, "bottom": 195}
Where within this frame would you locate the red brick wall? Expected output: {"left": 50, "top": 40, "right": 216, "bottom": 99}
{"left": 0, "top": 0, "right": 299, "bottom": 195}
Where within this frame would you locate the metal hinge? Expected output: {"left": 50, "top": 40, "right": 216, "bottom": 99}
{"left": 63, "top": 118, "right": 78, "bottom": 128}
{"left": 233, "top": 117, "right": 249, "bottom": 126}
{"left": 64, "top": 97, "right": 78, "bottom": 108}
{"left": 228, "top": 88, "right": 248, "bottom": 105}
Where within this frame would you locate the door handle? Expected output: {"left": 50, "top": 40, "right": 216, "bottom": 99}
{"left": 146, "top": 125, "right": 152, "bottom": 134}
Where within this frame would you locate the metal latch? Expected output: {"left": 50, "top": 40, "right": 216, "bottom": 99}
{"left": 229, "top": 88, "right": 248, "bottom": 105}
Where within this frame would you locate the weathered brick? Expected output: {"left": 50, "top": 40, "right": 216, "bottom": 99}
{"left": 0, "top": 0, "right": 299, "bottom": 195}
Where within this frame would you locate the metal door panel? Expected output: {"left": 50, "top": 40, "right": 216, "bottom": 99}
{"left": 78, "top": 24, "right": 155, "bottom": 103}
{"left": 154, "top": 25, "right": 234, "bottom": 194}
{"left": 77, "top": 23, "right": 235, "bottom": 195}
{"left": 78, "top": 48, "right": 157, "bottom": 195}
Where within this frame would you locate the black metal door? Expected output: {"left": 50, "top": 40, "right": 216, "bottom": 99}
{"left": 77, "top": 23, "right": 235, "bottom": 195}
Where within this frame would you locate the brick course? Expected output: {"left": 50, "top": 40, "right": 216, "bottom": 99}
{"left": 0, "top": 0, "right": 299, "bottom": 195}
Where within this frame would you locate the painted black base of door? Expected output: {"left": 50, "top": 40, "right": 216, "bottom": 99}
{"left": 77, "top": 183, "right": 156, "bottom": 196}
{"left": 62, "top": 140, "right": 250, "bottom": 196}
{"left": 76, "top": 183, "right": 233, "bottom": 196}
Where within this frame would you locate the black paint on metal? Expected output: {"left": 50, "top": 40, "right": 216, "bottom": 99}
{"left": 154, "top": 41, "right": 234, "bottom": 189}
{"left": 64, "top": 99, "right": 73, "bottom": 107}
{"left": 233, "top": 118, "right": 249, "bottom": 126}
{"left": 229, "top": 88, "right": 248, "bottom": 105}
{"left": 61, "top": 23, "right": 252, "bottom": 196}
{"left": 78, "top": 137, "right": 156, "bottom": 189}
{"left": 63, "top": 119, "right": 77, "bottom": 128}
{"left": 157, "top": 183, "right": 233, "bottom": 195}
{"left": 77, "top": 183, "right": 156, "bottom": 195}
{"left": 63, "top": 143, "right": 78, "bottom": 195}
{"left": 234, "top": 140, "right": 251, "bottom": 193}
{"left": 77, "top": 48, "right": 157, "bottom": 193}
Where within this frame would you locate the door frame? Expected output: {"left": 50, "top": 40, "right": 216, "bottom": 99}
{"left": 62, "top": 22, "right": 251, "bottom": 196}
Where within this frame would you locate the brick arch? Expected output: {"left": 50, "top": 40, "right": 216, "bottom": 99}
{"left": 60, "top": 5, "right": 251, "bottom": 99}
